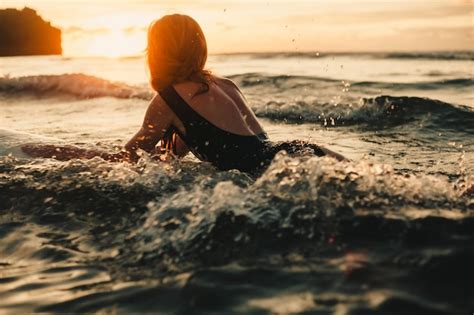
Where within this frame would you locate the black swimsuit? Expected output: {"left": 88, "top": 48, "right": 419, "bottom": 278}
{"left": 159, "top": 85, "right": 325, "bottom": 173}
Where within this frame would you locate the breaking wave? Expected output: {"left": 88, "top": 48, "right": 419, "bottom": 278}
{"left": 0, "top": 73, "right": 152, "bottom": 100}
{"left": 228, "top": 73, "right": 474, "bottom": 90}
{"left": 1, "top": 152, "right": 472, "bottom": 313}
{"left": 254, "top": 95, "right": 474, "bottom": 131}
{"left": 2, "top": 73, "right": 472, "bottom": 100}
{"left": 1, "top": 73, "right": 472, "bottom": 131}
{"left": 1, "top": 153, "right": 470, "bottom": 262}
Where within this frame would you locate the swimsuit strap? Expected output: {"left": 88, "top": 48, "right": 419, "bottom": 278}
{"left": 159, "top": 85, "right": 204, "bottom": 128}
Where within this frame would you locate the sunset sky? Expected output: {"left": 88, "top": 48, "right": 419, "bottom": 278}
{"left": 2, "top": 0, "right": 473, "bottom": 57}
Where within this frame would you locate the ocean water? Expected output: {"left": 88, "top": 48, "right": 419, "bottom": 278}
{"left": 0, "top": 52, "right": 473, "bottom": 314}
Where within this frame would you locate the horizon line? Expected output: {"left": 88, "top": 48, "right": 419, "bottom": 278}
{"left": 1, "top": 50, "right": 473, "bottom": 60}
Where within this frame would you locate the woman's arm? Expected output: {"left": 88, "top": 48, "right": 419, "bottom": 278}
{"left": 21, "top": 95, "right": 182, "bottom": 163}
{"left": 125, "top": 95, "right": 175, "bottom": 160}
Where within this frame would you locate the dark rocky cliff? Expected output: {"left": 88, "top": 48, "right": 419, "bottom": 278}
{"left": 0, "top": 7, "right": 62, "bottom": 56}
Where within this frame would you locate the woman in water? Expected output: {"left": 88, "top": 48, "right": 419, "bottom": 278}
{"left": 23, "top": 14, "right": 345, "bottom": 173}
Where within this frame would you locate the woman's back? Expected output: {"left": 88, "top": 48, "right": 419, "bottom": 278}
{"left": 171, "top": 76, "right": 265, "bottom": 137}
{"left": 159, "top": 77, "right": 270, "bottom": 172}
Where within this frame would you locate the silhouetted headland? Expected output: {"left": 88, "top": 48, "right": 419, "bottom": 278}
{"left": 0, "top": 7, "right": 62, "bottom": 56}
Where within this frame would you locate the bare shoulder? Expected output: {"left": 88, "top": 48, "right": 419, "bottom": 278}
{"left": 148, "top": 93, "right": 172, "bottom": 114}
{"left": 213, "top": 75, "right": 240, "bottom": 89}
{"left": 141, "top": 93, "right": 177, "bottom": 128}
{"left": 212, "top": 76, "right": 245, "bottom": 99}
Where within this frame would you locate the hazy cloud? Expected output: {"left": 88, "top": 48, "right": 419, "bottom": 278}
{"left": 64, "top": 26, "right": 109, "bottom": 35}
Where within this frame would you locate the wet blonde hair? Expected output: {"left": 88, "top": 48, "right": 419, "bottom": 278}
{"left": 147, "top": 14, "right": 211, "bottom": 93}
